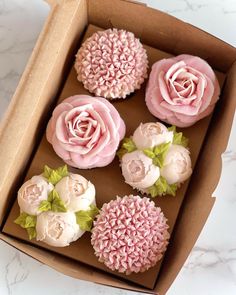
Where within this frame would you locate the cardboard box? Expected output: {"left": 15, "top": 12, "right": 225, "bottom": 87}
{"left": 0, "top": 0, "right": 236, "bottom": 293}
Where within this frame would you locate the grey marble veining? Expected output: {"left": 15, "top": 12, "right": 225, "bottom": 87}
{"left": 0, "top": 0, "right": 236, "bottom": 294}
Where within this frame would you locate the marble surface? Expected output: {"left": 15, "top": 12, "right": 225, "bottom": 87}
{"left": 0, "top": 0, "right": 236, "bottom": 294}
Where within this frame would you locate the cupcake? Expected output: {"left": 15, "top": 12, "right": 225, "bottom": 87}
{"left": 118, "top": 122, "right": 192, "bottom": 197}
{"left": 91, "top": 195, "right": 169, "bottom": 274}
{"left": 15, "top": 165, "right": 99, "bottom": 246}
{"left": 75, "top": 28, "right": 148, "bottom": 99}
{"left": 46, "top": 95, "right": 125, "bottom": 169}
{"left": 145, "top": 54, "right": 220, "bottom": 127}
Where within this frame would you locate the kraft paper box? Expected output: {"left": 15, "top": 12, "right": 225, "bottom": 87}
{"left": 0, "top": 0, "right": 236, "bottom": 294}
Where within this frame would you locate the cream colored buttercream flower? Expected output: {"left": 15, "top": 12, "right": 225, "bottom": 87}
{"left": 17, "top": 175, "right": 53, "bottom": 216}
{"left": 132, "top": 122, "right": 173, "bottom": 150}
{"left": 55, "top": 173, "right": 96, "bottom": 212}
{"left": 121, "top": 150, "right": 160, "bottom": 189}
{"left": 160, "top": 144, "right": 192, "bottom": 184}
{"left": 36, "top": 211, "right": 83, "bottom": 247}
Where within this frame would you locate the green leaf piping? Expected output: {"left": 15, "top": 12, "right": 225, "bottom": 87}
{"left": 43, "top": 165, "right": 68, "bottom": 185}
{"left": 26, "top": 227, "right": 37, "bottom": 240}
{"left": 148, "top": 176, "right": 178, "bottom": 197}
{"left": 168, "top": 125, "right": 189, "bottom": 148}
{"left": 117, "top": 137, "right": 137, "bottom": 159}
{"left": 38, "top": 189, "right": 67, "bottom": 213}
{"left": 14, "top": 212, "right": 37, "bottom": 240}
{"left": 75, "top": 204, "right": 100, "bottom": 232}
{"left": 143, "top": 142, "right": 171, "bottom": 168}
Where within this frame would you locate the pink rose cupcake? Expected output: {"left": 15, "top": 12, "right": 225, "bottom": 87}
{"left": 46, "top": 95, "right": 125, "bottom": 169}
{"left": 75, "top": 29, "right": 148, "bottom": 99}
{"left": 91, "top": 195, "right": 169, "bottom": 274}
{"left": 145, "top": 54, "right": 220, "bottom": 127}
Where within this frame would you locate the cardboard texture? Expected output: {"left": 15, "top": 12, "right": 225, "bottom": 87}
{"left": 1, "top": 0, "right": 236, "bottom": 294}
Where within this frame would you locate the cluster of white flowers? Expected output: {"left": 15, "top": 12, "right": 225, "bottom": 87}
{"left": 120, "top": 122, "right": 192, "bottom": 197}
{"left": 17, "top": 171, "right": 96, "bottom": 247}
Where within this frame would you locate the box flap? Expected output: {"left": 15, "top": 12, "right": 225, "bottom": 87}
{"left": 0, "top": 0, "right": 88, "bottom": 226}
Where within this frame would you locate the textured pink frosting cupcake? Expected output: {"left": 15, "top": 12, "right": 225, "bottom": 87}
{"left": 75, "top": 29, "right": 148, "bottom": 99}
{"left": 145, "top": 54, "right": 220, "bottom": 127}
{"left": 91, "top": 195, "right": 169, "bottom": 274}
{"left": 46, "top": 95, "right": 125, "bottom": 169}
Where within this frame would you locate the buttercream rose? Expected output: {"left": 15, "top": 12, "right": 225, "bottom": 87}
{"left": 121, "top": 150, "right": 160, "bottom": 189}
{"left": 55, "top": 173, "right": 96, "bottom": 212}
{"left": 160, "top": 144, "right": 192, "bottom": 184}
{"left": 36, "top": 211, "right": 83, "bottom": 247}
{"left": 17, "top": 175, "right": 53, "bottom": 216}
{"left": 46, "top": 95, "right": 126, "bottom": 169}
{"left": 132, "top": 122, "right": 173, "bottom": 150}
{"left": 146, "top": 54, "right": 220, "bottom": 127}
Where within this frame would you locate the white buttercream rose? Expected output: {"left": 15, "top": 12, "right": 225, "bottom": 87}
{"left": 121, "top": 150, "right": 160, "bottom": 189}
{"left": 36, "top": 211, "right": 83, "bottom": 247}
{"left": 55, "top": 173, "right": 96, "bottom": 212}
{"left": 132, "top": 122, "right": 173, "bottom": 150}
{"left": 160, "top": 144, "right": 192, "bottom": 184}
{"left": 17, "top": 175, "right": 53, "bottom": 216}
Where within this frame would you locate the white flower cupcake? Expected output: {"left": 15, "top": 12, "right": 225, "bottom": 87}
{"left": 15, "top": 165, "right": 99, "bottom": 246}
{"left": 118, "top": 122, "right": 192, "bottom": 197}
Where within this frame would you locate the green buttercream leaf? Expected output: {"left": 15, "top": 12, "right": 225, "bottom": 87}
{"left": 154, "top": 176, "right": 168, "bottom": 196}
{"left": 148, "top": 176, "right": 178, "bottom": 197}
{"left": 38, "top": 200, "right": 52, "bottom": 212}
{"left": 14, "top": 212, "right": 36, "bottom": 228}
{"left": 43, "top": 165, "right": 69, "bottom": 185}
{"left": 51, "top": 198, "right": 67, "bottom": 212}
{"left": 152, "top": 142, "right": 171, "bottom": 168}
{"left": 56, "top": 165, "right": 68, "bottom": 178}
{"left": 49, "top": 189, "right": 67, "bottom": 212}
{"left": 167, "top": 125, "right": 176, "bottom": 132}
{"left": 117, "top": 137, "right": 137, "bottom": 159}
{"left": 153, "top": 157, "right": 163, "bottom": 167}
{"left": 166, "top": 183, "right": 178, "bottom": 196}
{"left": 75, "top": 205, "right": 100, "bottom": 231}
{"left": 48, "top": 170, "right": 62, "bottom": 185}
{"left": 116, "top": 148, "right": 127, "bottom": 160}
{"left": 43, "top": 165, "right": 53, "bottom": 179}
{"left": 39, "top": 189, "right": 67, "bottom": 213}
{"left": 143, "top": 148, "right": 155, "bottom": 159}
{"left": 148, "top": 184, "right": 159, "bottom": 198}
{"left": 14, "top": 212, "right": 28, "bottom": 227}
{"left": 168, "top": 125, "right": 189, "bottom": 148}
{"left": 26, "top": 227, "right": 37, "bottom": 240}
{"left": 48, "top": 189, "right": 54, "bottom": 202}
{"left": 14, "top": 212, "right": 37, "bottom": 240}
{"left": 153, "top": 142, "right": 171, "bottom": 155}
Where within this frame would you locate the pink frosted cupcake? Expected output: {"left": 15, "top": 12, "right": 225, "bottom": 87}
{"left": 91, "top": 195, "right": 169, "bottom": 274}
{"left": 145, "top": 54, "right": 220, "bottom": 127}
{"left": 46, "top": 95, "right": 126, "bottom": 169}
{"left": 75, "top": 29, "right": 148, "bottom": 99}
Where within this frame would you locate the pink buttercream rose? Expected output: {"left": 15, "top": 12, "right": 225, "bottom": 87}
{"left": 46, "top": 95, "right": 126, "bottom": 169}
{"left": 145, "top": 54, "right": 220, "bottom": 127}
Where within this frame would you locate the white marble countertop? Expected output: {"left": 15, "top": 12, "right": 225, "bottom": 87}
{"left": 0, "top": 0, "right": 236, "bottom": 294}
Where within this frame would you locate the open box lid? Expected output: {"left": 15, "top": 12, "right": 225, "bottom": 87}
{"left": 0, "top": 0, "right": 236, "bottom": 294}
